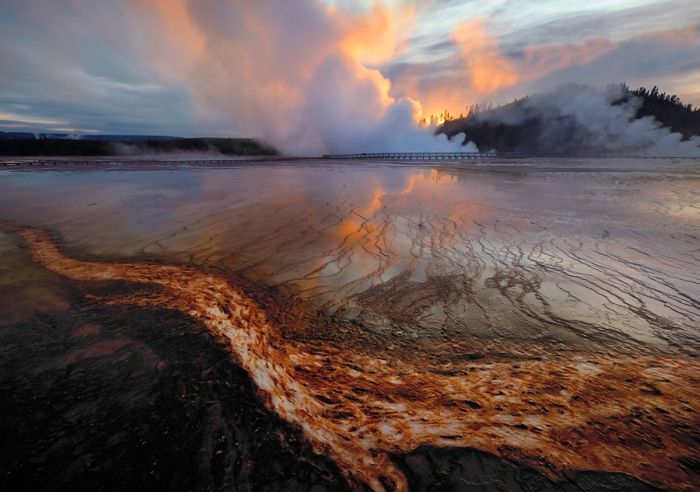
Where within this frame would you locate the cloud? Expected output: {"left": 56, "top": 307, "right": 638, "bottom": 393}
{"left": 122, "top": 0, "right": 465, "bottom": 154}
{"left": 520, "top": 24, "right": 700, "bottom": 99}
{"left": 386, "top": 20, "right": 521, "bottom": 118}
{"left": 0, "top": 0, "right": 698, "bottom": 152}
{"left": 384, "top": 20, "right": 700, "bottom": 118}
{"left": 0, "top": 1, "right": 203, "bottom": 135}
{"left": 453, "top": 21, "right": 519, "bottom": 93}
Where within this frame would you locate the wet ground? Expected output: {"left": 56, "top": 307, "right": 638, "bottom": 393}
{"left": 0, "top": 158, "right": 698, "bottom": 491}
{"left": 0, "top": 231, "right": 347, "bottom": 491}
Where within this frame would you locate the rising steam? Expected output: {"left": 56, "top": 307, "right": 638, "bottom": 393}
{"left": 128, "top": 2, "right": 698, "bottom": 156}
{"left": 462, "top": 84, "right": 700, "bottom": 156}
{"left": 129, "top": 1, "right": 473, "bottom": 155}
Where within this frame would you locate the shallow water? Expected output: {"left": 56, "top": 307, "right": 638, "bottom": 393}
{"left": 1, "top": 158, "right": 698, "bottom": 358}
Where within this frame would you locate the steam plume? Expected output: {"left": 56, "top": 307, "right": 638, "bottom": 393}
{"left": 463, "top": 85, "right": 700, "bottom": 156}
{"left": 132, "top": 0, "right": 469, "bottom": 155}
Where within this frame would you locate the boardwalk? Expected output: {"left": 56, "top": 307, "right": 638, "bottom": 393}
{"left": 323, "top": 152, "right": 498, "bottom": 160}
{"left": 2, "top": 153, "right": 697, "bottom": 168}
{"left": 0, "top": 153, "right": 501, "bottom": 167}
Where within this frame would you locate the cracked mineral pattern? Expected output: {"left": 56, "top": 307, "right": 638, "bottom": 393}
{"left": 1, "top": 158, "right": 699, "bottom": 491}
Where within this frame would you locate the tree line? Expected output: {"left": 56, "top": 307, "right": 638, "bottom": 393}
{"left": 0, "top": 137, "right": 277, "bottom": 157}
{"left": 438, "top": 84, "right": 700, "bottom": 154}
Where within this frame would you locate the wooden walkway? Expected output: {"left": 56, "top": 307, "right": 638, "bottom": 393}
{"left": 322, "top": 152, "right": 498, "bottom": 160}
{"left": 2, "top": 153, "right": 697, "bottom": 167}
{"left": 0, "top": 153, "right": 501, "bottom": 167}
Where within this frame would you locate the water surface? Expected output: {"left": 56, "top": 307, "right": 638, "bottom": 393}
{"left": 1, "top": 158, "right": 698, "bottom": 357}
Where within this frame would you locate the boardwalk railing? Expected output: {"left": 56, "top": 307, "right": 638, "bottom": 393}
{"left": 323, "top": 152, "right": 497, "bottom": 160}
{"left": 4, "top": 153, "right": 697, "bottom": 168}
{"left": 1, "top": 153, "right": 500, "bottom": 167}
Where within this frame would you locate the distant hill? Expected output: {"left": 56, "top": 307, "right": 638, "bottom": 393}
{"left": 0, "top": 134, "right": 277, "bottom": 156}
{"left": 440, "top": 84, "right": 700, "bottom": 156}
{"left": 0, "top": 132, "right": 180, "bottom": 141}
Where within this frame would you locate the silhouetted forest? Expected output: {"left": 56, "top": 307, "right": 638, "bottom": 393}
{"left": 630, "top": 86, "right": 700, "bottom": 140}
{"left": 440, "top": 84, "right": 700, "bottom": 155}
{"left": 0, "top": 136, "right": 277, "bottom": 156}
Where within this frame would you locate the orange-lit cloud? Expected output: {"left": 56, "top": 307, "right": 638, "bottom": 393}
{"left": 522, "top": 39, "right": 616, "bottom": 79}
{"left": 2, "top": 1, "right": 700, "bottom": 139}
{"left": 389, "top": 19, "right": 615, "bottom": 120}
{"left": 387, "top": 19, "right": 521, "bottom": 121}
{"left": 334, "top": 3, "right": 415, "bottom": 65}
{"left": 120, "top": 0, "right": 451, "bottom": 154}
{"left": 453, "top": 21, "right": 519, "bottom": 93}
{"left": 388, "top": 20, "right": 700, "bottom": 123}
{"left": 138, "top": 6, "right": 697, "bottom": 134}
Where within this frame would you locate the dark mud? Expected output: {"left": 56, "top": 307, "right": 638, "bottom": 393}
{"left": 395, "top": 446, "right": 661, "bottom": 492}
{"left": 0, "top": 280, "right": 347, "bottom": 491}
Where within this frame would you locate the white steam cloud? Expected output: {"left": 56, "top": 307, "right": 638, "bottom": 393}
{"left": 128, "top": 3, "right": 696, "bottom": 157}
{"left": 471, "top": 85, "right": 700, "bottom": 156}
{"left": 131, "top": 1, "right": 471, "bottom": 156}
{"left": 302, "top": 54, "right": 471, "bottom": 154}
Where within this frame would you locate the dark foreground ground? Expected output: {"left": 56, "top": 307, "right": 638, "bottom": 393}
{"left": 0, "top": 229, "right": 662, "bottom": 491}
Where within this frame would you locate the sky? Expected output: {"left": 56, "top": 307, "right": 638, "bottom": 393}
{"left": 1, "top": 0, "right": 699, "bottom": 151}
